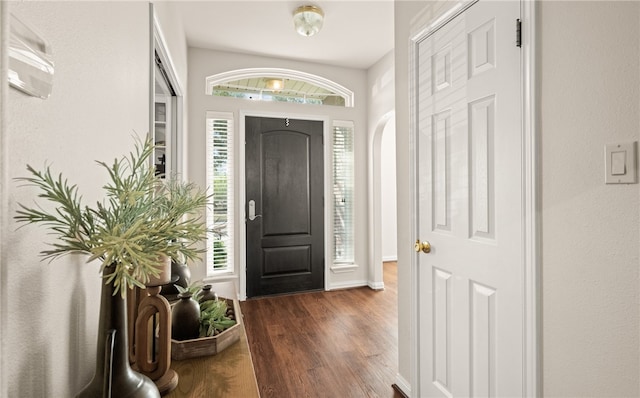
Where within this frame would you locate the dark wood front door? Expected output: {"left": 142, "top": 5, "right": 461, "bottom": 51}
{"left": 245, "top": 116, "right": 325, "bottom": 298}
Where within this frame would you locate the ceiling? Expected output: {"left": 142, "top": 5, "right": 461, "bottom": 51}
{"left": 172, "top": 1, "right": 395, "bottom": 70}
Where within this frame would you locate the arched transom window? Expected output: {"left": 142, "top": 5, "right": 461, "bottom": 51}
{"left": 205, "top": 68, "right": 354, "bottom": 107}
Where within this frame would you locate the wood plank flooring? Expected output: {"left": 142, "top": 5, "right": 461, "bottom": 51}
{"left": 241, "top": 262, "right": 403, "bottom": 398}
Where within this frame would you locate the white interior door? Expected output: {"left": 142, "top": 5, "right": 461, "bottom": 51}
{"left": 414, "top": 1, "right": 523, "bottom": 396}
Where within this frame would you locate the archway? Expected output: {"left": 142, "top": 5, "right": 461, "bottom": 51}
{"left": 368, "top": 111, "right": 396, "bottom": 289}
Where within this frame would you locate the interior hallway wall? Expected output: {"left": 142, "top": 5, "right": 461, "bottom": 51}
{"left": 539, "top": 2, "right": 639, "bottom": 396}
{"left": 3, "top": 2, "right": 149, "bottom": 396}
{"left": 394, "top": 1, "right": 640, "bottom": 395}
{"left": 381, "top": 119, "right": 397, "bottom": 262}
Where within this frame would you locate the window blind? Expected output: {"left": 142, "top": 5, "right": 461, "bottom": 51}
{"left": 333, "top": 121, "right": 354, "bottom": 264}
{"left": 206, "top": 112, "right": 234, "bottom": 274}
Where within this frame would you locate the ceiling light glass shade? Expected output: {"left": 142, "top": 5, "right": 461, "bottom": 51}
{"left": 293, "top": 5, "right": 324, "bottom": 37}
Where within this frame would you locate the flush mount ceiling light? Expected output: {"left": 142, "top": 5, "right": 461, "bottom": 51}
{"left": 293, "top": 5, "right": 324, "bottom": 37}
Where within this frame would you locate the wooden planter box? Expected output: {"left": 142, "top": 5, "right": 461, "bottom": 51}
{"left": 170, "top": 298, "right": 241, "bottom": 361}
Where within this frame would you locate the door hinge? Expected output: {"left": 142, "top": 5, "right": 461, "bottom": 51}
{"left": 516, "top": 19, "right": 522, "bottom": 48}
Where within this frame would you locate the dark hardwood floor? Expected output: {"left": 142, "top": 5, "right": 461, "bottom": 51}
{"left": 241, "top": 262, "right": 403, "bottom": 398}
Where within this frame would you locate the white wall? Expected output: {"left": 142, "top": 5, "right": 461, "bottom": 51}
{"left": 394, "top": 1, "right": 640, "bottom": 395}
{"left": 539, "top": 2, "right": 639, "bottom": 396}
{"left": 3, "top": 2, "right": 149, "bottom": 396}
{"left": 187, "top": 48, "right": 369, "bottom": 292}
{"left": 367, "top": 50, "right": 395, "bottom": 288}
{"left": 380, "top": 119, "right": 397, "bottom": 262}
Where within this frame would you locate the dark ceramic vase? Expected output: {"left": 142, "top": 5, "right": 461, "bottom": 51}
{"left": 75, "top": 265, "right": 160, "bottom": 398}
{"left": 198, "top": 284, "right": 218, "bottom": 303}
{"left": 171, "top": 292, "right": 201, "bottom": 340}
{"left": 160, "top": 261, "right": 191, "bottom": 297}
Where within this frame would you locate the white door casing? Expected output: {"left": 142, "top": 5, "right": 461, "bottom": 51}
{"left": 410, "top": 1, "right": 537, "bottom": 396}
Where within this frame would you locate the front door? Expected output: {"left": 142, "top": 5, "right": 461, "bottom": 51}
{"left": 414, "top": 1, "right": 524, "bottom": 396}
{"left": 245, "top": 116, "right": 325, "bottom": 298}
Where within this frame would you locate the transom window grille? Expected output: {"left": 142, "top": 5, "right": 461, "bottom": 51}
{"left": 211, "top": 78, "right": 341, "bottom": 106}
{"left": 206, "top": 112, "right": 234, "bottom": 274}
{"left": 333, "top": 121, "right": 355, "bottom": 263}
{"left": 205, "top": 68, "right": 354, "bottom": 107}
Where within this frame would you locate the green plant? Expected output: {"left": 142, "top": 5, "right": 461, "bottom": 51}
{"left": 199, "top": 298, "right": 236, "bottom": 337}
{"left": 175, "top": 280, "right": 204, "bottom": 301}
{"left": 15, "top": 135, "right": 210, "bottom": 297}
{"left": 175, "top": 281, "right": 236, "bottom": 337}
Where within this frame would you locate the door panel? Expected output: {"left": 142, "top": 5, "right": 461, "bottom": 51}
{"left": 245, "top": 116, "right": 324, "bottom": 298}
{"left": 415, "top": 1, "right": 523, "bottom": 396}
{"left": 262, "top": 131, "right": 311, "bottom": 236}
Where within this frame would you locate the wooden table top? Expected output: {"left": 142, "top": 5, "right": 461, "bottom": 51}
{"left": 164, "top": 281, "right": 260, "bottom": 398}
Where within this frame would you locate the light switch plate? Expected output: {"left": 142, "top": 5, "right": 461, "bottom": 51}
{"left": 605, "top": 142, "right": 637, "bottom": 184}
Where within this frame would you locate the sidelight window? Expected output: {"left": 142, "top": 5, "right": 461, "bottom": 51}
{"left": 206, "top": 112, "right": 234, "bottom": 274}
{"left": 333, "top": 121, "right": 355, "bottom": 264}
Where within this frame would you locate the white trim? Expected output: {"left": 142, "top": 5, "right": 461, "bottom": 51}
{"left": 238, "top": 110, "right": 332, "bottom": 300}
{"left": 394, "top": 374, "right": 412, "bottom": 398}
{"left": 203, "top": 273, "right": 237, "bottom": 281}
{"left": 368, "top": 111, "right": 394, "bottom": 293}
{"left": 408, "top": 1, "right": 539, "bottom": 396}
{"left": 0, "top": 2, "right": 8, "bottom": 396}
{"left": 411, "top": 0, "right": 478, "bottom": 43}
{"left": 152, "top": 5, "right": 185, "bottom": 178}
{"left": 521, "top": 2, "right": 540, "bottom": 396}
{"left": 332, "top": 119, "right": 354, "bottom": 129}
{"left": 408, "top": 16, "right": 421, "bottom": 397}
{"left": 382, "top": 256, "right": 398, "bottom": 262}
{"left": 152, "top": 10, "right": 183, "bottom": 96}
{"left": 327, "top": 280, "right": 368, "bottom": 291}
{"left": 330, "top": 263, "right": 359, "bottom": 274}
{"left": 148, "top": 4, "right": 155, "bottom": 152}
{"left": 367, "top": 281, "right": 385, "bottom": 290}
{"left": 205, "top": 67, "right": 355, "bottom": 107}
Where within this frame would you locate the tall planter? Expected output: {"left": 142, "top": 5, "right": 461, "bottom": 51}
{"left": 76, "top": 265, "right": 160, "bottom": 398}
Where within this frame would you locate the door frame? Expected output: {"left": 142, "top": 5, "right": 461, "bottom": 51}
{"left": 408, "top": 1, "right": 539, "bottom": 396}
{"left": 238, "top": 110, "right": 332, "bottom": 300}
{"left": 0, "top": 2, "right": 7, "bottom": 397}
{"left": 151, "top": 3, "right": 185, "bottom": 177}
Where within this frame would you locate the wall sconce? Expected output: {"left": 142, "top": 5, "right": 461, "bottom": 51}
{"left": 292, "top": 5, "right": 324, "bottom": 37}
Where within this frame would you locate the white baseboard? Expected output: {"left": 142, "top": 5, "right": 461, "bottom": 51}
{"left": 394, "top": 374, "right": 411, "bottom": 397}
{"left": 382, "top": 255, "right": 398, "bottom": 262}
{"left": 368, "top": 281, "right": 385, "bottom": 290}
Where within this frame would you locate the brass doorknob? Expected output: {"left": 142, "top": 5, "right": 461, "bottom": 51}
{"left": 414, "top": 239, "right": 431, "bottom": 254}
